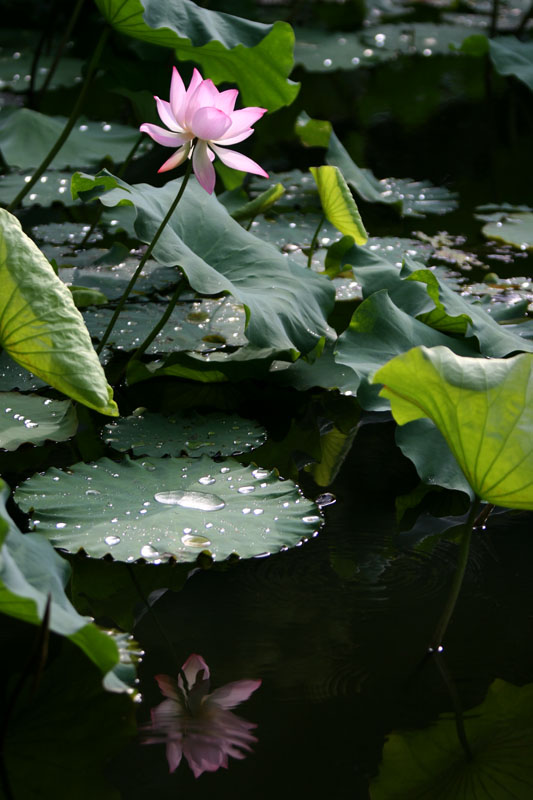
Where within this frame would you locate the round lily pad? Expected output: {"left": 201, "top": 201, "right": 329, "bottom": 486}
{"left": 0, "top": 352, "right": 46, "bottom": 392}
{"left": 483, "top": 213, "right": 533, "bottom": 251}
{"left": 103, "top": 411, "right": 267, "bottom": 457}
{"left": 15, "top": 455, "right": 322, "bottom": 563}
{"left": 83, "top": 299, "right": 247, "bottom": 353}
{"left": 0, "top": 392, "right": 77, "bottom": 451}
{"left": 0, "top": 171, "right": 77, "bottom": 207}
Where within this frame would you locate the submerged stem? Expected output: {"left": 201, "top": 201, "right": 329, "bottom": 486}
{"left": 7, "top": 25, "right": 110, "bottom": 213}
{"left": 432, "top": 650, "right": 474, "bottom": 761}
{"left": 96, "top": 158, "right": 193, "bottom": 355}
{"left": 430, "top": 496, "right": 481, "bottom": 650}
{"left": 38, "top": 0, "right": 87, "bottom": 98}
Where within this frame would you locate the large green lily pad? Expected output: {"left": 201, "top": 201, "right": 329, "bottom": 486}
{"left": 0, "top": 392, "right": 77, "bottom": 451}
{"left": 95, "top": 0, "right": 298, "bottom": 111}
{"left": 72, "top": 172, "right": 335, "bottom": 357}
{"left": 103, "top": 411, "right": 266, "bottom": 456}
{"left": 15, "top": 455, "right": 322, "bottom": 563}
{"left": 374, "top": 346, "right": 533, "bottom": 509}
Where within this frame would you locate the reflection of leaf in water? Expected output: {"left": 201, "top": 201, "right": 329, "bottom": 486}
{"left": 371, "top": 679, "right": 533, "bottom": 799}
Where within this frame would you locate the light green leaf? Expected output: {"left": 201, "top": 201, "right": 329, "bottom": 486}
{"left": 489, "top": 36, "right": 533, "bottom": 92}
{"left": 0, "top": 392, "right": 78, "bottom": 450}
{"left": 231, "top": 183, "right": 285, "bottom": 222}
{"left": 295, "top": 113, "right": 332, "bottom": 148}
{"left": 69, "top": 286, "right": 109, "bottom": 308}
{"left": 0, "top": 209, "right": 118, "bottom": 416}
{"left": 0, "top": 110, "right": 141, "bottom": 170}
{"left": 371, "top": 679, "right": 533, "bottom": 800}
{"left": 310, "top": 165, "right": 368, "bottom": 244}
{"left": 72, "top": 172, "right": 335, "bottom": 357}
{"left": 15, "top": 455, "right": 322, "bottom": 562}
{"left": 374, "top": 346, "right": 533, "bottom": 509}
{"left": 94, "top": 0, "right": 299, "bottom": 110}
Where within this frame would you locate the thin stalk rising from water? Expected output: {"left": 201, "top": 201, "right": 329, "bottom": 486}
{"left": 80, "top": 131, "right": 144, "bottom": 246}
{"left": 430, "top": 496, "right": 481, "bottom": 650}
{"left": 96, "top": 159, "right": 193, "bottom": 354}
{"left": 307, "top": 214, "right": 325, "bottom": 269}
{"left": 7, "top": 25, "right": 110, "bottom": 212}
{"left": 38, "top": 0, "right": 87, "bottom": 99}
{"left": 432, "top": 650, "right": 473, "bottom": 761}
{"left": 128, "top": 279, "right": 187, "bottom": 366}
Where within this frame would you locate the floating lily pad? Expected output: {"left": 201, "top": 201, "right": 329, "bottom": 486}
{"left": 0, "top": 171, "right": 79, "bottom": 207}
{"left": 327, "top": 131, "right": 458, "bottom": 217}
{"left": 0, "top": 392, "right": 78, "bottom": 451}
{"left": 482, "top": 212, "right": 533, "bottom": 250}
{"left": 293, "top": 23, "right": 484, "bottom": 72}
{"left": 15, "top": 455, "right": 322, "bottom": 563}
{"left": 69, "top": 261, "right": 179, "bottom": 300}
{"left": 83, "top": 299, "right": 248, "bottom": 353}
{"left": 249, "top": 169, "right": 322, "bottom": 212}
{"left": 103, "top": 411, "right": 266, "bottom": 457}
{"left": 31, "top": 222, "right": 104, "bottom": 246}
{"left": 0, "top": 41, "right": 84, "bottom": 92}
{"left": 0, "top": 352, "right": 46, "bottom": 392}
{"left": 0, "top": 111, "right": 142, "bottom": 170}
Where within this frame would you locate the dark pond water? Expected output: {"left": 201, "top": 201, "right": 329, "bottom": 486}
{"left": 107, "top": 418, "right": 533, "bottom": 799}
{"left": 2, "top": 2, "right": 533, "bottom": 796}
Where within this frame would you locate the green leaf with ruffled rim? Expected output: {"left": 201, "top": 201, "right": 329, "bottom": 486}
{"left": 94, "top": 0, "right": 299, "bottom": 110}
{"left": 373, "top": 346, "right": 533, "bottom": 509}
{"left": 0, "top": 209, "right": 118, "bottom": 416}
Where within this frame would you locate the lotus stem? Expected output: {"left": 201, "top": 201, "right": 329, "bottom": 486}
{"left": 128, "top": 279, "right": 187, "bottom": 366}
{"left": 7, "top": 25, "right": 110, "bottom": 213}
{"left": 432, "top": 650, "right": 473, "bottom": 761}
{"left": 80, "top": 131, "right": 144, "bottom": 246}
{"left": 429, "top": 496, "right": 481, "bottom": 650}
{"left": 307, "top": 214, "right": 325, "bottom": 269}
{"left": 489, "top": 0, "right": 501, "bottom": 36}
{"left": 96, "top": 158, "right": 193, "bottom": 354}
{"left": 38, "top": 0, "right": 87, "bottom": 99}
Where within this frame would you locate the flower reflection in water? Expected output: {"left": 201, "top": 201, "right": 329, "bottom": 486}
{"left": 145, "top": 654, "right": 261, "bottom": 778}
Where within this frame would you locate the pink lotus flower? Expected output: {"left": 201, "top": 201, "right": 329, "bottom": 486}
{"left": 140, "top": 67, "right": 269, "bottom": 194}
{"left": 145, "top": 654, "right": 261, "bottom": 778}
